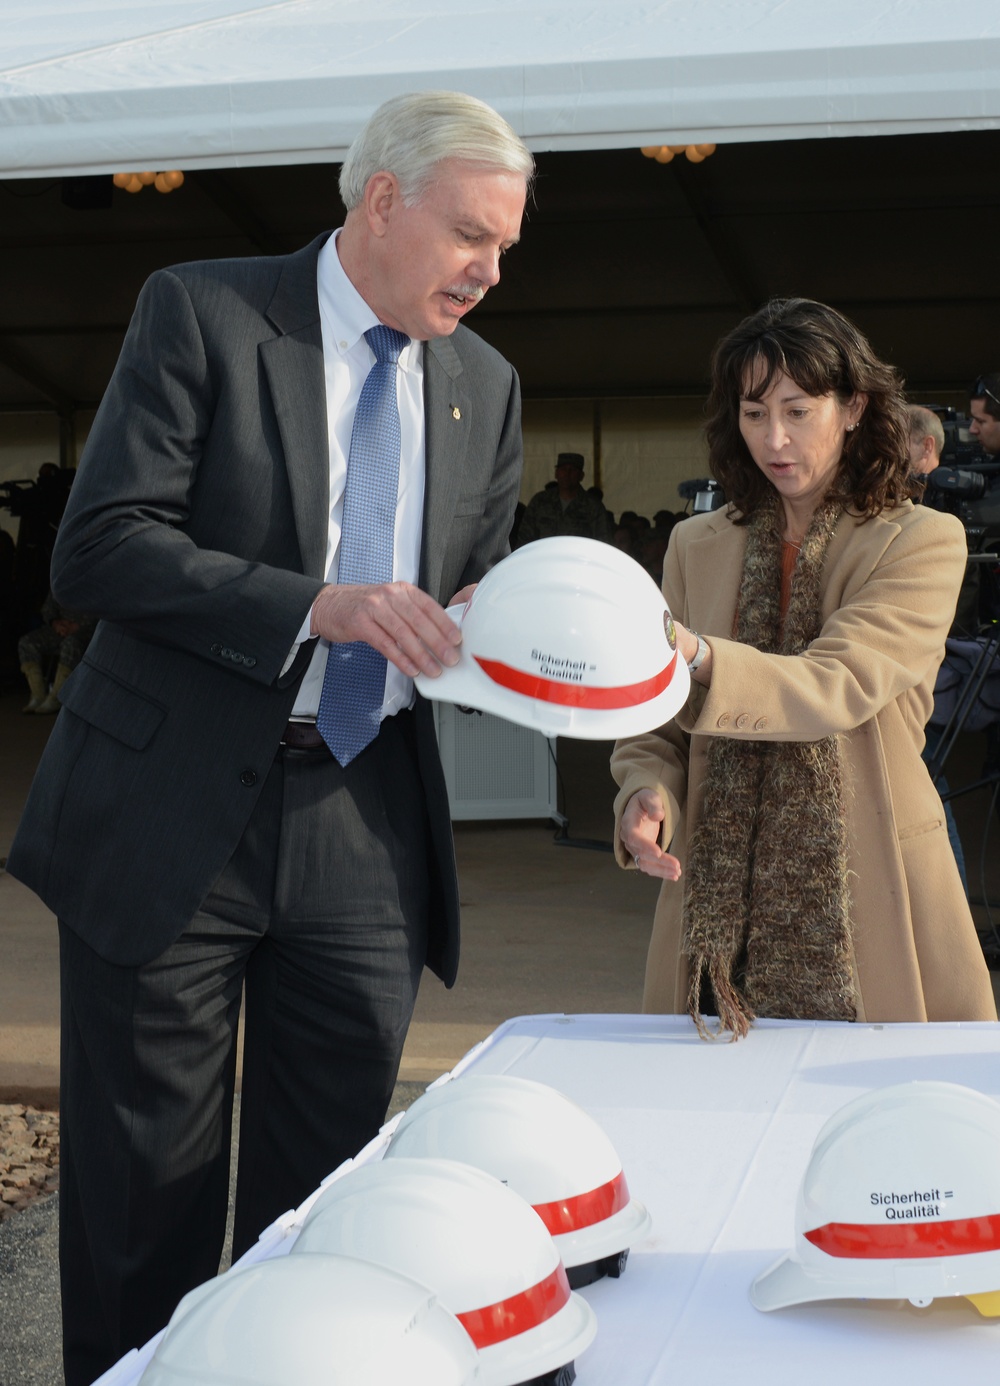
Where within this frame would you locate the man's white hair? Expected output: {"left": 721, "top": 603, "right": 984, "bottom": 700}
{"left": 339, "top": 90, "right": 534, "bottom": 210}
{"left": 906, "top": 404, "right": 945, "bottom": 458}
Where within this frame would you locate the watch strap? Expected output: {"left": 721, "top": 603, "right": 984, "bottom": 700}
{"left": 687, "top": 633, "right": 708, "bottom": 673}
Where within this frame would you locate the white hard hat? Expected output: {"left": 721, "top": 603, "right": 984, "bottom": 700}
{"left": 751, "top": 1080, "right": 1000, "bottom": 1315}
{"left": 415, "top": 536, "right": 689, "bottom": 738}
{"left": 386, "top": 1074, "right": 651, "bottom": 1288}
{"left": 138, "top": 1253, "right": 481, "bottom": 1385}
{"left": 290, "top": 1157, "right": 596, "bottom": 1386}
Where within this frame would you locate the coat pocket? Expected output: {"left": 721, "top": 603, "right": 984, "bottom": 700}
{"left": 59, "top": 659, "right": 167, "bottom": 751}
{"left": 454, "top": 489, "right": 490, "bottom": 518}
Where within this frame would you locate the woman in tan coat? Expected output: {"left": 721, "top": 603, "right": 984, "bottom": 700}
{"left": 613, "top": 298, "right": 996, "bottom": 1037}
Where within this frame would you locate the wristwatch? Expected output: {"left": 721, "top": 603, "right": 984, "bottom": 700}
{"left": 687, "top": 633, "right": 709, "bottom": 674}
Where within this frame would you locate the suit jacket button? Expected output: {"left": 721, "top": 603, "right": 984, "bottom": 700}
{"left": 240, "top": 770, "right": 257, "bottom": 787}
{"left": 211, "top": 643, "right": 222, "bottom": 655}
{"left": 717, "top": 713, "right": 731, "bottom": 728}
{"left": 754, "top": 717, "right": 769, "bottom": 731}
{"left": 244, "top": 657, "right": 257, "bottom": 668}
{"left": 736, "top": 713, "right": 749, "bottom": 730}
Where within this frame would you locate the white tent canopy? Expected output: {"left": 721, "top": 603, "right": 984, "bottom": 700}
{"left": 3, "top": 0, "right": 1000, "bottom": 177}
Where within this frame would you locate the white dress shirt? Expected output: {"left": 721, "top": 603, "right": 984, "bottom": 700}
{"left": 288, "top": 231, "right": 426, "bottom": 721}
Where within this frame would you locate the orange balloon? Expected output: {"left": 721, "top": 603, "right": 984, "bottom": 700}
{"left": 138, "top": 171, "right": 156, "bottom": 185}
{"left": 640, "top": 146, "right": 660, "bottom": 158}
{"left": 654, "top": 147, "right": 675, "bottom": 162}
{"left": 125, "top": 177, "right": 143, "bottom": 193}
{"left": 695, "top": 143, "right": 717, "bottom": 156}
{"left": 154, "top": 174, "right": 170, "bottom": 193}
{"left": 112, "top": 172, "right": 130, "bottom": 189}
{"left": 685, "top": 147, "right": 705, "bottom": 162}
{"left": 164, "top": 170, "right": 185, "bottom": 189}
{"left": 668, "top": 144, "right": 687, "bottom": 153}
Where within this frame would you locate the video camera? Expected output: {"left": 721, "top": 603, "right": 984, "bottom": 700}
{"left": 678, "top": 478, "right": 725, "bottom": 512}
{"left": 924, "top": 408, "right": 1000, "bottom": 525}
{"left": 0, "top": 478, "right": 40, "bottom": 515}
{"left": 0, "top": 468, "right": 75, "bottom": 524}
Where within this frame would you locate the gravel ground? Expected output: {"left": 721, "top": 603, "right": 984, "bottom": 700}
{"left": 0, "top": 1195, "right": 62, "bottom": 1386}
{"left": 0, "top": 1105, "right": 62, "bottom": 1384}
{"left": 0, "top": 1082, "right": 425, "bottom": 1386}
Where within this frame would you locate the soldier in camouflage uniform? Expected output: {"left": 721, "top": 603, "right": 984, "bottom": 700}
{"left": 515, "top": 452, "right": 614, "bottom": 547}
{"left": 18, "top": 591, "right": 95, "bottom": 714}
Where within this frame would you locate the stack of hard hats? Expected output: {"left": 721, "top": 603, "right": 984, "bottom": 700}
{"left": 385, "top": 1074, "right": 652, "bottom": 1287}
{"left": 139, "top": 1254, "right": 481, "bottom": 1384}
{"left": 141, "top": 1075, "right": 650, "bottom": 1382}
{"left": 414, "top": 536, "right": 690, "bottom": 738}
{"left": 752, "top": 1080, "right": 1000, "bottom": 1316}
{"left": 291, "top": 1158, "right": 596, "bottom": 1386}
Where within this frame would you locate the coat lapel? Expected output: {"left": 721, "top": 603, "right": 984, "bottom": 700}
{"left": 685, "top": 512, "right": 746, "bottom": 636}
{"left": 259, "top": 235, "right": 330, "bottom": 580}
{"left": 421, "top": 333, "right": 471, "bottom": 596}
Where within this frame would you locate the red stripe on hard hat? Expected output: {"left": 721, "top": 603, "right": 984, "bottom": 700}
{"left": 456, "top": 1263, "right": 572, "bottom": 1350}
{"left": 532, "top": 1170, "right": 630, "bottom": 1237}
{"left": 804, "top": 1214, "right": 1000, "bottom": 1259}
{"left": 474, "top": 652, "right": 678, "bottom": 709}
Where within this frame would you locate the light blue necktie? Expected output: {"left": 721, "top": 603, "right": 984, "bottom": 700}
{"left": 317, "top": 324, "right": 410, "bottom": 766}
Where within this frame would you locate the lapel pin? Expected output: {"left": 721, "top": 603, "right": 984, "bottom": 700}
{"left": 451, "top": 406, "right": 462, "bottom": 420}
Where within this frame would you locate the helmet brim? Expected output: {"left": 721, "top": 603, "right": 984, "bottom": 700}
{"left": 417, "top": 606, "right": 690, "bottom": 740}
{"left": 553, "top": 1197, "right": 652, "bottom": 1268}
{"left": 477, "top": 1288, "right": 596, "bottom": 1386}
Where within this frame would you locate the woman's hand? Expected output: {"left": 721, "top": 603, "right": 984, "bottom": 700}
{"left": 620, "top": 788, "right": 682, "bottom": 881}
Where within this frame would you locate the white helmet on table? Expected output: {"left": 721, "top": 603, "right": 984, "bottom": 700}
{"left": 414, "top": 536, "right": 689, "bottom": 739}
{"left": 291, "top": 1157, "right": 596, "bottom": 1386}
{"left": 751, "top": 1080, "right": 1000, "bottom": 1316}
{"left": 386, "top": 1074, "right": 651, "bottom": 1287}
{"left": 138, "top": 1253, "right": 480, "bottom": 1385}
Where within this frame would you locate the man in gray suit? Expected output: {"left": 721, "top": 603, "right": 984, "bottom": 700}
{"left": 8, "top": 91, "right": 533, "bottom": 1385}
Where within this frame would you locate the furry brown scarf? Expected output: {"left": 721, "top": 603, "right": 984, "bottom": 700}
{"left": 682, "top": 497, "right": 855, "bottom": 1040}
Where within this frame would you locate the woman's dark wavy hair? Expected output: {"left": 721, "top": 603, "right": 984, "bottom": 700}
{"left": 705, "top": 297, "right": 913, "bottom": 523}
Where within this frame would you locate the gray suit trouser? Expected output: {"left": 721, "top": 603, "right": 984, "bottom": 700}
{"left": 57, "top": 711, "right": 431, "bottom": 1386}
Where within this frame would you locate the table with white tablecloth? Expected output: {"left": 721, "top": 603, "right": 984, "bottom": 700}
{"left": 98, "top": 1015, "right": 1000, "bottom": 1385}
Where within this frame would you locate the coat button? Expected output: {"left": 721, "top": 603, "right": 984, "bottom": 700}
{"left": 736, "top": 713, "right": 749, "bottom": 730}
{"left": 244, "top": 657, "right": 257, "bottom": 668}
{"left": 754, "top": 717, "right": 769, "bottom": 731}
{"left": 716, "top": 712, "right": 731, "bottom": 728}
{"left": 240, "top": 770, "right": 257, "bottom": 787}
{"left": 211, "top": 643, "right": 222, "bottom": 655}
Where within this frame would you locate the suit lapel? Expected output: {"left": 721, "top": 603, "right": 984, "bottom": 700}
{"left": 421, "top": 333, "right": 470, "bottom": 596}
{"left": 259, "top": 235, "right": 330, "bottom": 580}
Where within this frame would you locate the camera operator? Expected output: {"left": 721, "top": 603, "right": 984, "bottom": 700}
{"left": 906, "top": 407, "right": 969, "bottom": 888}
{"left": 963, "top": 375, "right": 1000, "bottom": 624}
{"left": 969, "top": 372, "right": 1000, "bottom": 460}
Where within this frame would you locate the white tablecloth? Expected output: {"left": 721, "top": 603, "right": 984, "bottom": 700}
{"left": 100, "top": 1015, "right": 1000, "bottom": 1385}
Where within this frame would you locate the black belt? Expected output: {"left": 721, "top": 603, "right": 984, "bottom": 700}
{"left": 280, "top": 709, "right": 413, "bottom": 754}
{"left": 280, "top": 721, "right": 329, "bottom": 751}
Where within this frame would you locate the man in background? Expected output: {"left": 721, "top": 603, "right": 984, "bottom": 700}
{"left": 8, "top": 91, "right": 533, "bottom": 1384}
{"left": 906, "top": 403, "right": 944, "bottom": 479}
{"left": 969, "top": 372, "right": 1000, "bottom": 459}
{"left": 515, "top": 451, "right": 613, "bottom": 546}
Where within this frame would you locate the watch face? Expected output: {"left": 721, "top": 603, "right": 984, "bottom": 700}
{"left": 663, "top": 612, "right": 676, "bottom": 650}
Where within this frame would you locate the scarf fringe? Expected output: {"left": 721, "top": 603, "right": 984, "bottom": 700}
{"left": 687, "top": 957, "right": 755, "bottom": 1042}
